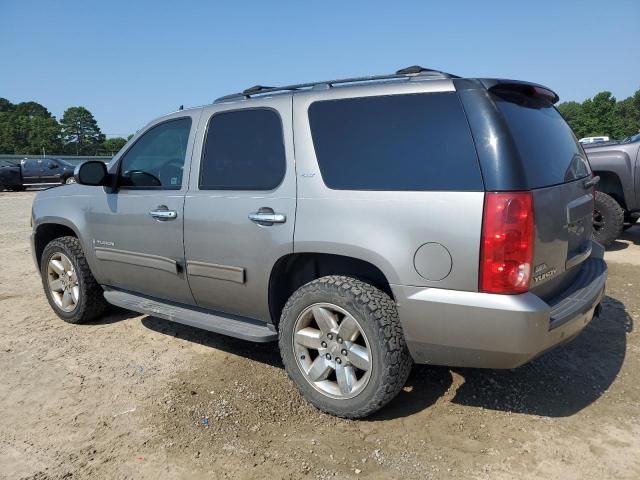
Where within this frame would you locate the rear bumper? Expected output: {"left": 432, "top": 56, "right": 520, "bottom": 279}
{"left": 392, "top": 244, "right": 607, "bottom": 369}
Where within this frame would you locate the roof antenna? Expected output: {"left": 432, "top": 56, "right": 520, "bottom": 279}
{"left": 178, "top": 105, "right": 184, "bottom": 111}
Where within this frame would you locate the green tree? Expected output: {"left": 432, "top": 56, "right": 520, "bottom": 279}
{"left": 0, "top": 112, "right": 18, "bottom": 152}
{"left": 100, "top": 137, "right": 128, "bottom": 155}
{"left": 557, "top": 89, "right": 640, "bottom": 139}
{"left": 14, "top": 101, "right": 51, "bottom": 118}
{"left": 60, "top": 106, "right": 105, "bottom": 155}
{"left": 0, "top": 98, "right": 15, "bottom": 112}
{"left": 24, "top": 116, "right": 63, "bottom": 155}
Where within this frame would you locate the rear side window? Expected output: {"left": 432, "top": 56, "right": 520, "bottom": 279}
{"left": 199, "top": 108, "right": 286, "bottom": 190}
{"left": 308, "top": 92, "right": 482, "bottom": 191}
{"left": 493, "top": 94, "right": 590, "bottom": 188}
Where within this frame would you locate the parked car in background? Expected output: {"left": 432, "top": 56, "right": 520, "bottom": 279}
{"left": 579, "top": 136, "right": 610, "bottom": 145}
{"left": 586, "top": 133, "right": 640, "bottom": 246}
{"left": 30, "top": 66, "right": 607, "bottom": 418}
{"left": 0, "top": 158, "right": 76, "bottom": 191}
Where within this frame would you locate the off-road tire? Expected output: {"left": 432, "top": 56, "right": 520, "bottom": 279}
{"left": 278, "top": 275, "right": 412, "bottom": 418}
{"left": 41, "top": 236, "right": 107, "bottom": 324}
{"left": 593, "top": 191, "right": 624, "bottom": 247}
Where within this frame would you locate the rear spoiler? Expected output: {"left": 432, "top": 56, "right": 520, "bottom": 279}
{"left": 479, "top": 79, "right": 559, "bottom": 104}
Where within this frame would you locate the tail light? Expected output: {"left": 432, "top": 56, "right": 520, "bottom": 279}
{"left": 480, "top": 192, "right": 534, "bottom": 294}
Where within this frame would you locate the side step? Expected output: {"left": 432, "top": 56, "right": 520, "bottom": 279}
{"left": 103, "top": 288, "right": 277, "bottom": 342}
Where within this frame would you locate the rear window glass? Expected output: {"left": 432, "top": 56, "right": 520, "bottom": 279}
{"left": 494, "top": 95, "right": 590, "bottom": 188}
{"left": 308, "top": 93, "right": 483, "bottom": 191}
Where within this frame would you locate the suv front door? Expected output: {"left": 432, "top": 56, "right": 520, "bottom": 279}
{"left": 184, "top": 97, "right": 296, "bottom": 322}
{"left": 86, "top": 111, "right": 201, "bottom": 304}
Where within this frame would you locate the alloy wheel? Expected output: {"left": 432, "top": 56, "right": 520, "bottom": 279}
{"left": 47, "top": 253, "right": 79, "bottom": 312}
{"left": 292, "top": 303, "right": 372, "bottom": 399}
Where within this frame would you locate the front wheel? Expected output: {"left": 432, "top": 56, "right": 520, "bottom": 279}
{"left": 41, "top": 236, "right": 107, "bottom": 324}
{"left": 64, "top": 176, "right": 76, "bottom": 185}
{"left": 593, "top": 191, "right": 624, "bottom": 247}
{"left": 278, "top": 276, "right": 412, "bottom": 418}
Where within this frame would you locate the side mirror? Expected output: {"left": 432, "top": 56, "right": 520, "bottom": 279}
{"left": 75, "top": 161, "right": 108, "bottom": 186}
{"left": 47, "top": 162, "right": 58, "bottom": 169}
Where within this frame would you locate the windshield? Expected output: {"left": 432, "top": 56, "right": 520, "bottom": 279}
{"left": 622, "top": 133, "right": 640, "bottom": 144}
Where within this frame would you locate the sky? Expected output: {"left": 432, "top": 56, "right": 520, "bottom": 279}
{"left": 1, "top": 0, "right": 639, "bottom": 138}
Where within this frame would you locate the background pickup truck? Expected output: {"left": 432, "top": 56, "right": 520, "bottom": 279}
{"left": 585, "top": 134, "right": 640, "bottom": 246}
{"left": 0, "top": 158, "right": 76, "bottom": 191}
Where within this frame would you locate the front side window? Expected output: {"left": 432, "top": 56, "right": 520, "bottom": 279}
{"left": 119, "top": 117, "right": 192, "bottom": 189}
{"left": 199, "top": 109, "right": 286, "bottom": 190}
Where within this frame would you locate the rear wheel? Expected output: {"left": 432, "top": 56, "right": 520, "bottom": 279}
{"left": 41, "top": 236, "right": 107, "bottom": 324}
{"left": 593, "top": 191, "right": 624, "bottom": 247}
{"left": 278, "top": 276, "right": 412, "bottom": 418}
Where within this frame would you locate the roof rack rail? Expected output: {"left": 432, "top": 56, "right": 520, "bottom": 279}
{"left": 214, "top": 65, "right": 459, "bottom": 103}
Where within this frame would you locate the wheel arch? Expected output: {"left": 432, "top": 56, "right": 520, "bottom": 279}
{"left": 268, "top": 252, "right": 394, "bottom": 327}
{"left": 594, "top": 171, "right": 627, "bottom": 210}
{"left": 33, "top": 220, "right": 81, "bottom": 269}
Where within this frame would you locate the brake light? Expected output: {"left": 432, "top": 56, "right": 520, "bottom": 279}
{"left": 480, "top": 192, "right": 534, "bottom": 294}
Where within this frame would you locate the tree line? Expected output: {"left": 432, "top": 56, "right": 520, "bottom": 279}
{"left": 1, "top": 88, "right": 639, "bottom": 157}
{"left": 0, "top": 97, "right": 130, "bottom": 156}
{"left": 557, "top": 89, "right": 640, "bottom": 140}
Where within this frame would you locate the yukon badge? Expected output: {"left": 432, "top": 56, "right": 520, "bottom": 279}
{"left": 533, "top": 263, "right": 557, "bottom": 283}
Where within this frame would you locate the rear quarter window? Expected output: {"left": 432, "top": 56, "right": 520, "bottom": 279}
{"left": 493, "top": 94, "right": 590, "bottom": 188}
{"left": 308, "top": 92, "right": 483, "bottom": 191}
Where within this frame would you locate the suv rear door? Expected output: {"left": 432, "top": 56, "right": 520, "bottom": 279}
{"left": 183, "top": 96, "right": 296, "bottom": 322}
{"left": 21, "top": 159, "right": 43, "bottom": 184}
{"left": 459, "top": 81, "right": 594, "bottom": 298}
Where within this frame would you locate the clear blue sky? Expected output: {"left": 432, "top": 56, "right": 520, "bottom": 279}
{"left": 1, "top": 0, "right": 638, "bottom": 137}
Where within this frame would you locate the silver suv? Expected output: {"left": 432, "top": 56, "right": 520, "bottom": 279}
{"left": 31, "top": 66, "right": 608, "bottom": 418}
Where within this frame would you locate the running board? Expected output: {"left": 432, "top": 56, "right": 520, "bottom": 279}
{"left": 103, "top": 288, "right": 277, "bottom": 342}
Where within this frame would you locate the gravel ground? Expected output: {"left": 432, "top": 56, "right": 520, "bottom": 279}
{"left": 1, "top": 191, "right": 639, "bottom": 480}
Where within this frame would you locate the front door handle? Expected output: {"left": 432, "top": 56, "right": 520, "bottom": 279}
{"left": 150, "top": 206, "right": 178, "bottom": 221}
{"left": 248, "top": 210, "right": 286, "bottom": 226}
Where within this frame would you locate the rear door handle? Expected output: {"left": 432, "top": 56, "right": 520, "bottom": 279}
{"left": 150, "top": 206, "right": 178, "bottom": 221}
{"left": 248, "top": 211, "right": 286, "bottom": 225}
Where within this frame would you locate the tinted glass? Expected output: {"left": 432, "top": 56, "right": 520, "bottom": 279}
{"left": 308, "top": 92, "right": 482, "bottom": 191}
{"left": 200, "top": 109, "right": 286, "bottom": 190}
{"left": 494, "top": 94, "right": 590, "bottom": 187}
{"left": 119, "top": 117, "right": 191, "bottom": 189}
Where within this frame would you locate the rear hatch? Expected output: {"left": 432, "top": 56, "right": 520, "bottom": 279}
{"left": 490, "top": 85, "right": 594, "bottom": 300}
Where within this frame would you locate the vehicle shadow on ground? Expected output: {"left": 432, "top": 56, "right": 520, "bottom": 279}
{"left": 449, "top": 295, "right": 632, "bottom": 417}
{"left": 608, "top": 225, "right": 640, "bottom": 251}
{"left": 141, "top": 316, "right": 283, "bottom": 368}
{"left": 368, "top": 365, "right": 454, "bottom": 420}
{"left": 83, "top": 307, "right": 139, "bottom": 325}
{"left": 139, "top": 295, "right": 630, "bottom": 421}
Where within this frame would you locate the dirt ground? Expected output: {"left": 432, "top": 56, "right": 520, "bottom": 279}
{"left": 1, "top": 191, "right": 639, "bottom": 480}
